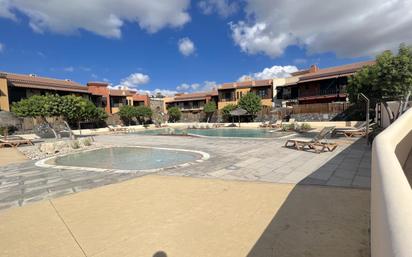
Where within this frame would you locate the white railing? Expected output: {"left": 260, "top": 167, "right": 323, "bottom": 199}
{"left": 371, "top": 107, "right": 412, "bottom": 257}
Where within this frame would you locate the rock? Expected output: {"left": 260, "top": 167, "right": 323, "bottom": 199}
{"left": 38, "top": 142, "right": 56, "bottom": 154}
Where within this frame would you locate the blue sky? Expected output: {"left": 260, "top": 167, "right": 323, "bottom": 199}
{"left": 0, "top": 0, "right": 410, "bottom": 95}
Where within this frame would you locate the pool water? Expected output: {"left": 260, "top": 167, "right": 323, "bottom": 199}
{"left": 54, "top": 147, "right": 202, "bottom": 170}
{"left": 136, "top": 128, "right": 293, "bottom": 138}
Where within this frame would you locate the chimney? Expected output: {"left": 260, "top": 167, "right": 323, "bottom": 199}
{"left": 309, "top": 65, "right": 319, "bottom": 73}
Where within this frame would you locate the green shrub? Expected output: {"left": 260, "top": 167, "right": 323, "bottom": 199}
{"left": 220, "top": 104, "right": 237, "bottom": 122}
{"left": 238, "top": 93, "right": 262, "bottom": 119}
{"left": 300, "top": 123, "right": 311, "bottom": 131}
{"left": 70, "top": 140, "right": 80, "bottom": 149}
{"left": 11, "top": 94, "right": 108, "bottom": 129}
{"left": 118, "top": 105, "right": 137, "bottom": 125}
{"left": 135, "top": 106, "right": 153, "bottom": 124}
{"left": 82, "top": 138, "right": 92, "bottom": 146}
{"left": 281, "top": 123, "right": 295, "bottom": 131}
{"left": 203, "top": 101, "right": 217, "bottom": 122}
{"left": 168, "top": 107, "right": 181, "bottom": 122}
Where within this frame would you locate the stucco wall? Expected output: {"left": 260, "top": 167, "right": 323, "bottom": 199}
{"left": 371, "top": 107, "right": 412, "bottom": 257}
{"left": 0, "top": 78, "right": 10, "bottom": 111}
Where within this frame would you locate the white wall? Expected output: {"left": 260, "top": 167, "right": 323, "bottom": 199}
{"left": 371, "top": 107, "right": 412, "bottom": 257}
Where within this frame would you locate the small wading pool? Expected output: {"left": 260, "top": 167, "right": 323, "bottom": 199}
{"left": 135, "top": 128, "right": 294, "bottom": 138}
{"left": 37, "top": 147, "right": 208, "bottom": 172}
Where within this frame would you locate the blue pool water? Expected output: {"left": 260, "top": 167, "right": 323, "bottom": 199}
{"left": 54, "top": 147, "right": 201, "bottom": 170}
{"left": 135, "top": 128, "right": 292, "bottom": 138}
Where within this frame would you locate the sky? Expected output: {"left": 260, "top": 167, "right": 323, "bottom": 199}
{"left": 0, "top": 0, "right": 411, "bottom": 96}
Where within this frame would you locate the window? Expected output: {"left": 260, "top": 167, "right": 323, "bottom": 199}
{"left": 258, "top": 88, "right": 267, "bottom": 98}
{"left": 193, "top": 101, "right": 199, "bottom": 109}
{"left": 111, "top": 96, "right": 126, "bottom": 107}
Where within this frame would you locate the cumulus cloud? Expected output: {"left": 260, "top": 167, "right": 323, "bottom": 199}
{"left": 178, "top": 37, "right": 195, "bottom": 56}
{"left": 176, "top": 81, "right": 217, "bottom": 92}
{"left": 139, "top": 89, "right": 178, "bottom": 97}
{"left": 238, "top": 65, "right": 298, "bottom": 81}
{"left": 118, "top": 72, "right": 150, "bottom": 88}
{"left": 198, "top": 0, "right": 238, "bottom": 17}
{"left": 0, "top": 0, "right": 191, "bottom": 38}
{"left": 231, "top": 0, "right": 412, "bottom": 58}
{"left": 63, "top": 66, "right": 74, "bottom": 72}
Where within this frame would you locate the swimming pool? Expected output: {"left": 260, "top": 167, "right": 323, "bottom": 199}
{"left": 37, "top": 146, "right": 209, "bottom": 172}
{"left": 135, "top": 128, "right": 293, "bottom": 138}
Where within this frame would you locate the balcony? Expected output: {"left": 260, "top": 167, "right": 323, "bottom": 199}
{"left": 219, "top": 97, "right": 236, "bottom": 102}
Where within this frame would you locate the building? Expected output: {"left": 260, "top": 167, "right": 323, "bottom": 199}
{"left": 87, "top": 82, "right": 150, "bottom": 114}
{"left": 0, "top": 72, "right": 150, "bottom": 114}
{"left": 217, "top": 79, "right": 273, "bottom": 110}
{"left": 0, "top": 72, "right": 89, "bottom": 111}
{"left": 164, "top": 91, "right": 218, "bottom": 122}
{"left": 275, "top": 61, "right": 375, "bottom": 106}
{"left": 165, "top": 91, "right": 218, "bottom": 112}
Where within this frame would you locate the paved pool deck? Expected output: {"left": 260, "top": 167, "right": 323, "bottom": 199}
{"left": 0, "top": 134, "right": 371, "bottom": 256}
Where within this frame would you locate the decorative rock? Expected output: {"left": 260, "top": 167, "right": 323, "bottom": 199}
{"left": 38, "top": 142, "right": 56, "bottom": 154}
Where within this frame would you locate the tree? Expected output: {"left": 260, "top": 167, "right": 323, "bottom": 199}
{"left": 203, "top": 101, "right": 216, "bottom": 122}
{"left": 168, "top": 106, "right": 181, "bottom": 122}
{"left": 12, "top": 94, "right": 107, "bottom": 130}
{"left": 347, "top": 43, "right": 412, "bottom": 104}
{"left": 118, "top": 105, "right": 137, "bottom": 125}
{"left": 220, "top": 104, "right": 237, "bottom": 122}
{"left": 11, "top": 94, "right": 61, "bottom": 122}
{"left": 135, "top": 106, "right": 153, "bottom": 124}
{"left": 238, "top": 92, "right": 262, "bottom": 118}
{"left": 60, "top": 95, "right": 107, "bottom": 129}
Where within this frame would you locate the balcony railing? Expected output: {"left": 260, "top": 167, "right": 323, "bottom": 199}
{"left": 299, "top": 88, "right": 343, "bottom": 98}
{"left": 219, "top": 98, "right": 236, "bottom": 102}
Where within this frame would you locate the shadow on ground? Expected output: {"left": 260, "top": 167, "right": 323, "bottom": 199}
{"left": 153, "top": 251, "right": 168, "bottom": 257}
{"left": 247, "top": 139, "right": 371, "bottom": 257}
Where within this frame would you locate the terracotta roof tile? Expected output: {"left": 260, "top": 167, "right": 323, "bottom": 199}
{"left": 220, "top": 79, "right": 272, "bottom": 90}
{"left": 169, "top": 91, "right": 218, "bottom": 102}
{"left": 299, "top": 60, "right": 375, "bottom": 82}
{"left": 109, "top": 89, "right": 132, "bottom": 97}
{"left": 3, "top": 72, "right": 89, "bottom": 93}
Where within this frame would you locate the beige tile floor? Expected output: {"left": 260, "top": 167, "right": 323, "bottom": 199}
{"left": 0, "top": 175, "right": 370, "bottom": 257}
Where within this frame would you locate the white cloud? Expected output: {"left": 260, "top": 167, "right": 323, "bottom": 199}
{"left": 139, "top": 88, "right": 178, "bottom": 97}
{"left": 178, "top": 37, "right": 195, "bottom": 56}
{"left": 63, "top": 66, "right": 74, "bottom": 72}
{"left": 118, "top": 72, "right": 150, "bottom": 88}
{"left": 293, "top": 58, "right": 307, "bottom": 64}
{"left": 176, "top": 81, "right": 217, "bottom": 92}
{"left": 231, "top": 0, "right": 412, "bottom": 58}
{"left": 0, "top": 42, "right": 4, "bottom": 53}
{"left": 238, "top": 65, "right": 298, "bottom": 81}
{"left": 0, "top": 0, "right": 191, "bottom": 38}
{"left": 198, "top": 0, "right": 238, "bottom": 17}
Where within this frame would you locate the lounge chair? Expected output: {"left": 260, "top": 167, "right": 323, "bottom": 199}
{"left": 285, "top": 126, "right": 337, "bottom": 154}
{"left": 259, "top": 121, "right": 270, "bottom": 128}
{"left": 108, "top": 125, "right": 127, "bottom": 132}
{"left": 332, "top": 121, "right": 375, "bottom": 138}
{"left": 270, "top": 120, "right": 282, "bottom": 128}
{"left": 0, "top": 136, "right": 33, "bottom": 148}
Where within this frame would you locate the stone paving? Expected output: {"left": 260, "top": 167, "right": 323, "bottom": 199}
{"left": 0, "top": 134, "right": 371, "bottom": 210}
